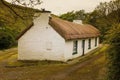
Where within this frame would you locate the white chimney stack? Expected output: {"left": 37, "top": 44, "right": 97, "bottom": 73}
{"left": 33, "top": 9, "right": 51, "bottom": 25}
{"left": 73, "top": 20, "right": 83, "bottom": 25}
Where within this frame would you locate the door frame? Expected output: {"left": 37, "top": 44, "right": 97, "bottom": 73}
{"left": 82, "top": 40, "right": 85, "bottom": 56}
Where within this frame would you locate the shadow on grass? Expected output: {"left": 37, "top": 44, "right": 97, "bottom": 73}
{"left": 5, "top": 60, "right": 66, "bottom": 68}
{"left": 5, "top": 44, "right": 108, "bottom": 68}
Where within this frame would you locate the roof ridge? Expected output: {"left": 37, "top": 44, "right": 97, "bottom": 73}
{"left": 17, "top": 16, "right": 100, "bottom": 40}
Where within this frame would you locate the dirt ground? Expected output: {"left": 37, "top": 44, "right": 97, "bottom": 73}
{"left": 0, "top": 46, "right": 107, "bottom": 80}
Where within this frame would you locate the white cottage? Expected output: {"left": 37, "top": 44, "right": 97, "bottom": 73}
{"left": 17, "top": 10, "right": 100, "bottom": 62}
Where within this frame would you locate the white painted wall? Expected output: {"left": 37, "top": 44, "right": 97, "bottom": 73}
{"left": 18, "top": 12, "right": 100, "bottom": 62}
{"left": 18, "top": 13, "right": 66, "bottom": 61}
{"left": 64, "top": 37, "right": 99, "bottom": 61}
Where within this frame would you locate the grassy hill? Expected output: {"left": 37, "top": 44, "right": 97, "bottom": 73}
{"left": 0, "top": 0, "right": 40, "bottom": 49}
{"left": 0, "top": 0, "right": 36, "bottom": 32}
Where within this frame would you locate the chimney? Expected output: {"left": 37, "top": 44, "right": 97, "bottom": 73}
{"left": 33, "top": 9, "right": 51, "bottom": 26}
{"left": 73, "top": 20, "right": 83, "bottom": 25}
{"left": 41, "top": 8, "right": 45, "bottom": 11}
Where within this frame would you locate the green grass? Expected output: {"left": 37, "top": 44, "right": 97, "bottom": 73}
{"left": 0, "top": 0, "right": 36, "bottom": 38}
{"left": 0, "top": 48, "right": 17, "bottom": 61}
{"left": 0, "top": 45, "right": 108, "bottom": 80}
{"left": 62, "top": 45, "right": 108, "bottom": 80}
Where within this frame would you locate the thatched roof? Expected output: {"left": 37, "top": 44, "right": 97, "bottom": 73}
{"left": 17, "top": 17, "right": 100, "bottom": 40}
{"left": 49, "top": 17, "right": 100, "bottom": 40}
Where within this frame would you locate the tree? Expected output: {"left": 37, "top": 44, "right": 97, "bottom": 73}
{"left": 59, "top": 10, "right": 86, "bottom": 22}
{"left": 86, "top": 0, "right": 120, "bottom": 43}
{"left": 106, "top": 24, "right": 120, "bottom": 80}
{"left": 86, "top": 10, "right": 111, "bottom": 42}
{"left": 0, "top": 31, "right": 15, "bottom": 50}
{"left": 59, "top": 11, "right": 75, "bottom": 22}
{"left": 11, "top": 0, "right": 42, "bottom": 7}
{"left": 93, "top": 1, "right": 120, "bottom": 79}
{"left": 103, "top": 0, "right": 120, "bottom": 80}
{"left": 0, "top": 20, "right": 16, "bottom": 50}
{"left": 74, "top": 10, "right": 86, "bottom": 20}
{"left": 95, "top": 0, "right": 120, "bottom": 24}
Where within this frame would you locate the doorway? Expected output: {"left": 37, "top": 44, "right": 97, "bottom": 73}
{"left": 82, "top": 40, "right": 85, "bottom": 56}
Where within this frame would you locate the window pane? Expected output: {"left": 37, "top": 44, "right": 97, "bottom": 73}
{"left": 88, "top": 39, "right": 91, "bottom": 49}
{"left": 73, "top": 41, "right": 78, "bottom": 55}
{"left": 95, "top": 37, "right": 97, "bottom": 46}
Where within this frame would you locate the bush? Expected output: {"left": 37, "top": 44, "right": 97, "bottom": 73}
{"left": 106, "top": 24, "right": 120, "bottom": 80}
{"left": 0, "top": 31, "right": 15, "bottom": 50}
{"left": 107, "top": 45, "right": 120, "bottom": 80}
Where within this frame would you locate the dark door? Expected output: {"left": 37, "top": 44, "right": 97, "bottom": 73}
{"left": 82, "top": 40, "right": 85, "bottom": 56}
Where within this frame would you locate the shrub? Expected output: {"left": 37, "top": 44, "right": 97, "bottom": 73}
{"left": 106, "top": 24, "right": 120, "bottom": 80}
{"left": 0, "top": 31, "right": 15, "bottom": 50}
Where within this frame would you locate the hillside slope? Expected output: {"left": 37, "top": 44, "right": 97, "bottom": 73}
{"left": 0, "top": 1, "right": 41, "bottom": 49}
{"left": 0, "top": 0, "right": 36, "bottom": 34}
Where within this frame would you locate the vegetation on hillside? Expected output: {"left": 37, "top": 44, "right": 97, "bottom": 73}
{"left": 0, "top": 0, "right": 39, "bottom": 49}
{"left": 59, "top": 0, "right": 119, "bottom": 43}
{"left": 103, "top": 0, "right": 120, "bottom": 80}
{"left": 60, "top": 0, "right": 120, "bottom": 80}
{"left": 60, "top": 10, "right": 86, "bottom": 22}
{"left": 106, "top": 24, "right": 120, "bottom": 80}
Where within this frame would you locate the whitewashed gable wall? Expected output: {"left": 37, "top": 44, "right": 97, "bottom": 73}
{"left": 18, "top": 13, "right": 65, "bottom": 61}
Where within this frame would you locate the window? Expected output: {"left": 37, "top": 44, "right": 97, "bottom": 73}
{"left": 88, "top": 39, "right": 91, "bottom": 49}
{"left": 95, "top": 37, "right": 97, "bottom": 47}
{"left": 73, "top": 41, "right": 78, "bottom": 55}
